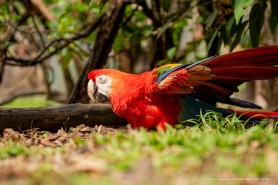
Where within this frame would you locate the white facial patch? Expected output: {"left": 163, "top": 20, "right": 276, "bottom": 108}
{"left": 95, "top": 75, "right": 112, "bottom": 98}
{"left": 87, "top": 79, "right": 96, "bottom": 101}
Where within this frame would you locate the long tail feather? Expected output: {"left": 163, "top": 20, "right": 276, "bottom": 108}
{"left": 204, "top": 46, "right": 278, "bottom": 67}
{"left": 236, "top": 110, "right": 278, "bottom": 120}
{"left": 204, "top": 46, "right": 278, "bottom": 82}
{"left": 212, "top": 66, "right": 278, "bottom": 81}
{"left": 187, "top": 46, "right": 278, "bottom": 108}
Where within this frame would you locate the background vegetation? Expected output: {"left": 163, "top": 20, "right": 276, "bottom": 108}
{"left": 1, "top": 0, "right": 278, "bottom": 106}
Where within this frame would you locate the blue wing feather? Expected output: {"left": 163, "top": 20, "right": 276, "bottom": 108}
{"left": 179, "top": 95, "right": 232, "bottom": 121}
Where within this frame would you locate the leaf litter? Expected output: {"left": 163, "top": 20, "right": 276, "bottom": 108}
{"left": 0, "top": 125, "right": 125, "bottom": 182}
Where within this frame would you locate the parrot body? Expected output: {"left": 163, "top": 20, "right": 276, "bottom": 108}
{"left": 87, "top": 46, "right": 278, "bottom": 129}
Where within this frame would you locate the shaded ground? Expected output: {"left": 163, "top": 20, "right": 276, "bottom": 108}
{"left": 0, "top": 125, "right": 125, "bottom": 184}
{"left": 0, "top": 116, "right": 278, "bottom": 185}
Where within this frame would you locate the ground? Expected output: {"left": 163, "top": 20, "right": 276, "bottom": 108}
{"left": 0, "top": 112, "right": 278, "bottom": 185}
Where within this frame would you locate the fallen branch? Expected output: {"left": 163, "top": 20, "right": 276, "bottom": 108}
{"left": 0, "top": 104, "right": 126, "bottom": 133}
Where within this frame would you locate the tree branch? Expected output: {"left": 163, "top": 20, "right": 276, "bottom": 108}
{"left": 31, "top": 15, "right": 46, "bottom": 49}
{"left": 4, "top": 15, "right": 103, "bottom": 66}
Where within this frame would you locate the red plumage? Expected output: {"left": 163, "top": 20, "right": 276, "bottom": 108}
{"left": 87, "top": 46, "right": 278, "bottom": 130}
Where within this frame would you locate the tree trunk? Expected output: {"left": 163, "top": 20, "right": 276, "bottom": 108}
{"left": 68, "top": 0, "right": 127, "bottom": 104}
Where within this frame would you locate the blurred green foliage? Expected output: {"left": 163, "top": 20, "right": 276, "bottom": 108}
{"left": 0, "top": 0, "right": 277, "bottom": 104}
{"left": 1, "top": 0, "right": 277, "bottom": 68}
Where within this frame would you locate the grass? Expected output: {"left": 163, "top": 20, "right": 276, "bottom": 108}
{"left": 0, "top": 95, "right": 60, "bottom": 108}
{"left": 0, "top": 111, "right": 278, "bottom": 185}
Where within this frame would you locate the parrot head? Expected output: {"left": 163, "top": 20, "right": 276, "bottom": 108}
{"left": 87, "top": 69, "right": 142, "bottom": 103}
{"left": 87, "top": 69, "right": 116, "bottom": 103}
{"left": 87, "top": 68, "right": 156, "bottom": 116}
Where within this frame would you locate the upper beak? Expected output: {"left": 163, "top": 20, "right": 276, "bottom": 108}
{"left": 87, "top": 79, "right": 108, "bottom": 103}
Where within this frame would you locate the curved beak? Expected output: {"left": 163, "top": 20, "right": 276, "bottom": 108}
{"left": 87, "top": 80, "right": 108, "bottom": 103}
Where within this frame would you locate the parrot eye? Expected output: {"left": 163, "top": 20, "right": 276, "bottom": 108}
{"left": 97, "top": 75, "right": 107, "bottom": 84}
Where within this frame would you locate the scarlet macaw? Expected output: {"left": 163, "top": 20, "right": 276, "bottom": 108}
{"left": 87, "top": 46, "right": 278, "bottom": 129}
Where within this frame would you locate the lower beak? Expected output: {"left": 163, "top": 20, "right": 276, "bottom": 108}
{"left": 87, "top": 80, "right": 108, "bottom": 103}
{"left": 94, "top": 92, "right": 108, "bottom": 102}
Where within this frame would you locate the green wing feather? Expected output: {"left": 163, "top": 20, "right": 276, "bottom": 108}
{"left": 154, "top": 64, "right": 182, "bottom": 78}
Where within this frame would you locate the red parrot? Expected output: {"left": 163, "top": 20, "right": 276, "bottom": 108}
{"left": 87, "top": 46, "right": 278, "bottom": 129}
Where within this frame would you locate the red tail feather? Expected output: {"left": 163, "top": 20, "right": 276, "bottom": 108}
{"left": 204, "top": 46, "right": 278, "bottom": 67}
{"left": 212, "top": 66, "right": 278, "bottom": 81}
{"left": 236, "top": 111, "right": 278, "bottom": 120}
{"left": 205, "top": 46, "right": 278, "bottom": 82}
{"left": 191, "top": 46, "right": 278, "bottom": 104}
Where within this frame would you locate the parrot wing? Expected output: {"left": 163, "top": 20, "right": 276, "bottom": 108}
{"left": 153, "top": 46, "right": 278, "bottom": 108}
